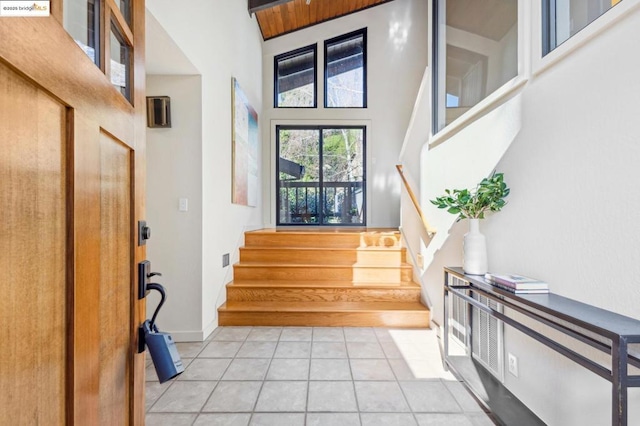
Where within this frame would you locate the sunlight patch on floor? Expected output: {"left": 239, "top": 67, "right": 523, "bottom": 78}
{"left": 389, "top": 328, "right": 456, "bottom": 380}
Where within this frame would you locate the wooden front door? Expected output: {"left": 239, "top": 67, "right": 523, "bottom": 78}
{"left": 0, "top": 2, "right": 146, "bottom": 424}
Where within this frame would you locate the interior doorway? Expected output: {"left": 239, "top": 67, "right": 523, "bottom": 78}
{"left": 276, "top": 125, "right": 366, "bottom": 226}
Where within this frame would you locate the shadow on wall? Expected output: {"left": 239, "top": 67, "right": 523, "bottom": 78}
{"left": 407, "top": 91, "right": 525, "bottom": 325}
{"left": 421, "top": 220, "right": 466, "bottom": 327}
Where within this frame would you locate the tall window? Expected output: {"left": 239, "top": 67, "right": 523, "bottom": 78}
{"left": 543, "top": 0, "right": 622, "bottom": 55}
{"left": 274, "top": 44, "right": 317, "bottom": 108}
{"left": 325, "top": 29, "right": 367, "bottom": 108}
{"left": 277, "top": 126, "right": 366, "bottom": 225}
{"left": 433, "top": 0, "right": 518, "bottom": 133}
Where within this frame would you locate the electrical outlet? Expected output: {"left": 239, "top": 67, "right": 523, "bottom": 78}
{"left": 222, "top": 253, "right": 230, "bottom": 267}
{"left": 416, "top": 254, "right": 424, "bottom": 268}
{"left": 508, "top": 353, "right": 519, "bottom": 377}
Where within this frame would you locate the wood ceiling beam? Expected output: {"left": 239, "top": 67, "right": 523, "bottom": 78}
{"left": 248, "top": 0, "right": 294, "bottom": 15}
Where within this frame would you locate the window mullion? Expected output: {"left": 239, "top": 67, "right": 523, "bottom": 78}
{"left": 318, "top": 128, "right": 324, "bottom": 225}
{"left": 107, "top": 0, "right": 133, "bottom": 46}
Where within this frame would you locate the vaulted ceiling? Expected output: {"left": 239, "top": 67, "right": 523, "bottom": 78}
{"left": 249, "top": 0, "right": 397, "bottom": 40}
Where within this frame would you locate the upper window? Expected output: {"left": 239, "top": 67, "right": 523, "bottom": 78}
{"left": 432, "top": 0, "right": 518, "bottom": 133}
{"left": 110, "top": 21, "right": 131, "bottom": 101}
{"left": 63, "top": 0, "right": 100, "bottom": 65}
{"left": 115, "top": 0, "right": 131, "bottom": 26}
{"left": 543, "top": 0, "right": 622, "bottom": 55}
{"left": 325, "top": 29, "right": 367, "bottom": 108}
{"left": 63, "top": 0, "right": 134, "bottom": 104}
{"left": 274, "top": 44, "right": 317, "bottom": 108}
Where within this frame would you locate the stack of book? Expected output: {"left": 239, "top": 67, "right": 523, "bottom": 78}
{"left": 484, "top": 273, "right": 549, "bottom": 294}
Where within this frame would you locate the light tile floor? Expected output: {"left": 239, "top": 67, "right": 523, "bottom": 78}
{"left": 146, "top": 327, "right": 494, "bottom": 426}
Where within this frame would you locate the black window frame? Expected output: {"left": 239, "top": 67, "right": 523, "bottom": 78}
{"left": 274, "top": 44, "right": 318, "bottom": 109}
{"left": 324, "top": 28, "right": 368, "bottom": 109}
{"left": 541, "top": 0, "right": 555, "bottom": 56}
{"left": 431, "top": 0, "right": 440, "bottom": 134}
{"left": 276, "top": 125, "right": 367, "bottom": 226}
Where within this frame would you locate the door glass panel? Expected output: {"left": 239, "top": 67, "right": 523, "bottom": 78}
{"left": 114, "top": 0, "right": 131, "bottom": 25}
{"left": 322, "top": 128, "right": 364, "bottom": 224}
{"left": 110, "top": 23, "right": 131, "bottom": 101}
{"left": 63, "top": 0, "right": 99, "bottom": 65}
{"left": 278, "top": 129, "right": 320, "bottom": 224}
{"left": 277, "top": 127, "right": 366, "bottom": 226}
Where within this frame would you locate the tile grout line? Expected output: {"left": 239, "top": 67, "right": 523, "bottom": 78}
{"left": 305, "top": 328, "right": 313, "bottom": 426}
{"left": 197, "top": 326, "right": 251, "bottom": 423}
{"left": 346, "top": 327, "right": 364, "bottom": 426}
{"left": 146, "top": 326, "right": 494, "bottom": 425}
{"left": 376, "top": 327, "right": 421, "bottom": 425}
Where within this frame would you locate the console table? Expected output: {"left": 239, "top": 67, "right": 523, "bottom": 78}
{"left": 443, "top": 267, "right": 640, "bottom": 426}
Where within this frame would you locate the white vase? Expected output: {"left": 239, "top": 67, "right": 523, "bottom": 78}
{"left": 463, "top": 218, "right": 488, "bottom": 275}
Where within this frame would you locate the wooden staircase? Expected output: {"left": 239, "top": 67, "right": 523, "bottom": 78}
{"left": 218, "top": 229, "right": 430, "bottom": 327}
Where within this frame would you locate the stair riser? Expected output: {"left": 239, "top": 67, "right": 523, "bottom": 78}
{"left": 221, "top": 229, "right": 429, "bottom": 328}
{"left": 227, "top": 287, "right": 421, "bottom": 303}
{"left": 240, "top": 248, "right": 406, "bottom": 265}
{"left": 219, "top": 310, "right": 429, "bottom": 327}
{"left": 244, "top": 232, "right": 401, "bottom": 248}
{"left": 234, "top": 266, "right": 413, "bottom": 283}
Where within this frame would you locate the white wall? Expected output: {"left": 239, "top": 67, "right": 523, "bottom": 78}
{"left": 261, "top": 0, "right": 428, "bottom": 227}
{"left": 146, "top": 75, "right": 203, "bottom": 339}
{"left": 146, "top": 0, "right": 263, "bottom": 340}
{"left": 483, "top": 4, "right": 640, "bottom": 423}
{"left": 409, "top": 1, "right": 640, "bottom": 424}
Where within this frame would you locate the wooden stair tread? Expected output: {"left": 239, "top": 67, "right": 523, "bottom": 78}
{"left": 219, "top": 301, "right": 428, "bottom": 312}
{"left": 228, "top": 280, "right": 421, "bottom": 288}
{"left": 246, "top": 228, "right": 399, "bottom": 235}
{"left": 241, "top": 246, "right": 405, "bottom": 251}
{"left": 235, "top": 262, "right": 412, "bottom": 269}
{"left": 220, "top": 228, "right": 429, "bottom": 328}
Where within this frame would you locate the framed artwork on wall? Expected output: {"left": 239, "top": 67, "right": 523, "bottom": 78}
{"left": 231, "top": 77, "right": 259, "bottom": 206}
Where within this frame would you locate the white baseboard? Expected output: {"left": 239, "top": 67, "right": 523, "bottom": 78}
{"left": 168, "top": 330, "right": 206, "bottom": 342}
{"left": 202, "top": 318, "right": 218, "bottom": 340}
{"left": 169, "top": 318, "right": 219, "bottom": 342}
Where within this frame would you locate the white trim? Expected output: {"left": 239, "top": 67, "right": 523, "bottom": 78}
{"left": 398, "top": 66, "right": 430, "bottom": 162}
{"left": 168, "top": 319, "right": 218, "bottom": 342}
{"left": 428, "top": 0, "right": 528, "bottom": 150}
{"left": 520, "top": 0, "right": 533, "bottom": 79}
{"left": 428, "top": 76, "right": 528, "bottom": 149}
{"left": 168, "top": 330, "right": 207, "bottom": 343}
{"left": 202, "top": 319, "right": 218, "bottom": 340}
{"left": 399, "top": 226, "right": 433, "bottom": 309}
{"left": 532, "top": 0, "right": 640, "bottom": 77}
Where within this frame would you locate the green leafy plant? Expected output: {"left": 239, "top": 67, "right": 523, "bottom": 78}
{"left": 430, "top": 172, "right": 510, "bottom": 221}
